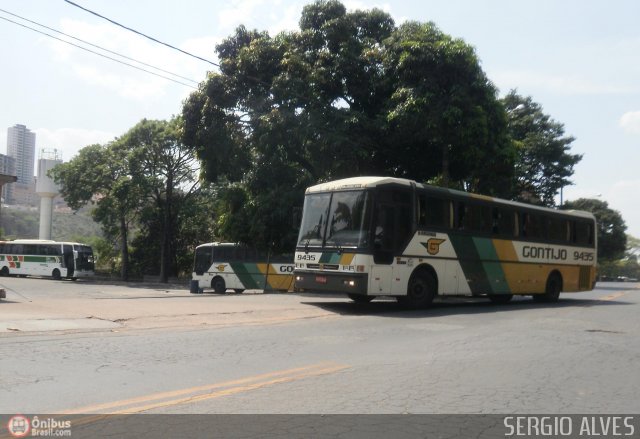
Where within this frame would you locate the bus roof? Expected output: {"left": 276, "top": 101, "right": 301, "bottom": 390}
{"left": 8, "top": 239, "right": 92, "bottom": 246}
{"left": 195, "top": 242, "right": 239, "bottom": 249}
{"left": 306, "top": 176, "right": 412, "bottom": 193}
{"left": 305, "top": 176, "right": 595, "bottom": 220}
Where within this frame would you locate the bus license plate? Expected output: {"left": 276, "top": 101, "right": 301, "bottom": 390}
{"left": 315, "top": 275, "right": 327, "bottom": 284}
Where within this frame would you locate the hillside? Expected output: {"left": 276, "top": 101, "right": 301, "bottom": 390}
{"left": 0, "top": 206, "right": 102, "bottom": 241}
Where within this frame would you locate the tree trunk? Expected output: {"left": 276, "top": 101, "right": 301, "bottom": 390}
{"left": 442, "top": 144, "right": 450, "bottom": 187}
{"left": 119, "top": 214, "right": 129, "bottom": 281}
{"left": 159, "top": 179, "right": 173, "bottom": 283}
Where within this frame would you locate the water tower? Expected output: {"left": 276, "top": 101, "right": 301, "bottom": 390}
{"left": 36, "top": 149, "right": 62, "bottom": 240}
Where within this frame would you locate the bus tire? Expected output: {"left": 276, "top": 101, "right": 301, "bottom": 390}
{"left": 489, "top": 294, "right": 513, "bottom": 304}
{"left": 397, "top": 269, "right": 436, "bottom": 309}
{"left": 0, "top": 266, "right": 8, "bottom": 277}
{"left": 348, "top": 294, "right": 374, "bottom": 304}
{"left": 533, "top": 273, "right": 562, "bottom": 303}
{"left": 212, "top": 277, "right": 226, "bottom": 294}
{"left": 234, "top": 289, "right": 245, "bottom": 294}
{"left": 52, "top": 269, "right": 62, "bottom": 280}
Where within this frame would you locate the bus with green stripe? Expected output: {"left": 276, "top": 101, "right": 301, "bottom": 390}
{"left": 191, "top": 243, "right": 294, "bottom": 294}
{"left": 0, "top": 239, "right": 95, "bottom": 280}
{"left": 293, "top": 176, "right": 597, "bottom": 307}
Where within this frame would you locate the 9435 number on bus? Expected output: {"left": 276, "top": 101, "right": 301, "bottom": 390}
{"left": 573, "top": 251, "right": 594, "bottom": 262}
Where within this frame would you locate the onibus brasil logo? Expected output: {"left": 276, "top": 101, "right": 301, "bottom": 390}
{"left": 7, "top": 415, "right": 30, "bottom": 438}
{"left": 6, "top": 415, "right": 71, "bottom": 437}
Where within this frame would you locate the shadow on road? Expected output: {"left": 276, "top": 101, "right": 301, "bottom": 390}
{"left": 300, "top": 295, "right": 633, "bottom": 318}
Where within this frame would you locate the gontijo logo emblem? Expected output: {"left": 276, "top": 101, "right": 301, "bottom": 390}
{"left": 421, "top": 238, "right": 446, "bottom": 255}
{"left": 7, "top": 415, "right": 30, "bottom": 437}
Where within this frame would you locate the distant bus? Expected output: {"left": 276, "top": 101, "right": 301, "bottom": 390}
{"left": 294, "top": 176, "right": 597, "bottom": 307}
{"left": 0, "top": 239, "right": 95, "bottom": 280}
{"left": 191, "top": 243, "right": 294, "bottom": 294}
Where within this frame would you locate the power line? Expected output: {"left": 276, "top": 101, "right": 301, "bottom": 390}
{"left": 63, "top": 0, "right": 219, "bottom": 67}
{"left": 0, "top": 7, "right": 198, "bottom": 85}
{"left": 0, "top": 14, "right": 197, "bottom": 89}
{"left": 61, "top": 0, "right": 368, "bottom": 150}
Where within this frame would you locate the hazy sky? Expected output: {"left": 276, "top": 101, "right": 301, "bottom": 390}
{"left": 1, "top": 0, "right": 638, "bottom": 236}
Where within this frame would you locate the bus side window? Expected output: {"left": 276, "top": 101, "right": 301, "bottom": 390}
{"left": 574, "top": 220, "right": 594, "bottom": 246}
{"left": 548, "top": 217, "right": 566, "bottom": 242}
{"left": 457, "top": 202, "right": 466, "bottom": 230}
{"left": 419, "top": 196, "right": 450, "bottom": 229}
{"left": 520, "top": 212, "right": 547, "bottom": 239}
{"left": 492, "top": 208, "right": 515, "bottom": 236}
{"left": 373, "top": 188, "right": 412, "bottom": 264}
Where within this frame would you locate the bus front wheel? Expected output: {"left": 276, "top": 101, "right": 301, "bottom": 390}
{"left": 52, "top": 269, "right": 62, "bottom": 280}
{"left": 0, "top": 266, "right": 8, "bottom": 277}
{"left": 212, "top": 277, "right": 226, "bottom": 294}
{"left": 397, "top": 270, "right": 436, "bottom": 309}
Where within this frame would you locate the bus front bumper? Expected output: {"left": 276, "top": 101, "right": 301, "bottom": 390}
{"left": 294, "top": 271, "right": 368, "bottom": 295}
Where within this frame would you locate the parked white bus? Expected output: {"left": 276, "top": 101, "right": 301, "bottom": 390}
{"left": 191, "top": 243, "right": 294, "bottom": 294}
{"left": 0, "top": 239, "right": 95, "bottom": 280}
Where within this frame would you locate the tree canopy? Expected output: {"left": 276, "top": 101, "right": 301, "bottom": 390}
{"left": 503, "top": 90, "right": 582, "bottom": 206}
{"left": 563, "top": 198, "right": 627, "bottom": 261}
{"left": 51, "top": 118, "right": 211, "bottom": 280}
{"left": 182, "top": 0, "right": 516, "bottom": 250}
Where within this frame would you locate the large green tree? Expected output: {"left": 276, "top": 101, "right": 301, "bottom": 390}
{"left": 50, "top": 142, "right": 142, "bottom": 280}
{"left": 121, "top": 118, "right": 200, "bottom": 282}
{"left": 503, "top": 90, "right": 582, "bottom": 206}
{"left": 52, "top": 119, "right": 207, "bottom": 281}
{"left": 563, "top": 198, "right": 627, "bottom": 261}
{"left": 182, "top": 0, "right": 515, "bottom": 249}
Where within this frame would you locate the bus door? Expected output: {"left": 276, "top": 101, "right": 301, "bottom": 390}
{"left": 371, "top": 188, "right": 413, "bottom": 295}
{"left": 63, "top": 244, "right": 74, "bottom": 278}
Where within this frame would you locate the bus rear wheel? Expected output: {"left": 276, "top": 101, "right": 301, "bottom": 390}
{"left": 212, "top": 277, "right": 226, "bottom": 294}
{"left": 533, "top": 273, "right": 562, "bottom": 303}
{"left": 397, "top": 270, "right": 436, "bottom": 309}
{"left": 52, "top": 269, "right": 61, "bottom": 280}
{"left": 0, "top": 266, "right": 8, "bottom": 277}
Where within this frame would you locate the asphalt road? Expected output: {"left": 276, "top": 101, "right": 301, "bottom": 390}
{"left": 0, "top": 277, "right": 638, "bottom": 415}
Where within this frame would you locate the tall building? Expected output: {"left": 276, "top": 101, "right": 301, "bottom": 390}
{"left": 6, "top": 124, "right": 36, "bottom": 205}
{"left": 7, "top": 124, "right": 35, "bottom": 185}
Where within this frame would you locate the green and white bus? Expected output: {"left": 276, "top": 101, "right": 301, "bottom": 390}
{"left": 294, "top": 176, "right": 597, "bottom": 307}
{"left": 0, "top": 239, "right": 95, "bottom": 280}
{"left": 191, "top": 243, "right": 294, "bottom": 294}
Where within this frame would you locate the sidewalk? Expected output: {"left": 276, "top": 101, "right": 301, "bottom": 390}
{"left": 0, "top": 280, "right": 337, "bottom": 334}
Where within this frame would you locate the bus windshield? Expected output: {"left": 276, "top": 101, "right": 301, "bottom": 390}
{"left": 297, "top": 190, "right": 372, "bottom": 249}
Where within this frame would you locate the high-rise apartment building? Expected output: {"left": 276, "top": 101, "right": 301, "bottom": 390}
{"left": 5, "top": 124, "right": 37, "bottom": 205}
{"left": 7, "top": 124, "right": 35, "bottom": 185}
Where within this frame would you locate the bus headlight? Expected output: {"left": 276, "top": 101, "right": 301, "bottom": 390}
{"left": 343, "top": 279, "right": 356, "bottom": 287}
{"left": 295, "top": 275, "right": 304, "bottom": 282}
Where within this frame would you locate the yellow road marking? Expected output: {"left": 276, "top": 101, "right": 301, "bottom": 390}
{"left": 599, "top": 291, "right": 631, "bottom": 301}
{"left": 62, "top": 362, "right": 349, "bottom": 414}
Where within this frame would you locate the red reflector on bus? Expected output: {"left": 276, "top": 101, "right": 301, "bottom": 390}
{"left": 315, "top": 275, "right": 327, "bottom": 284}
